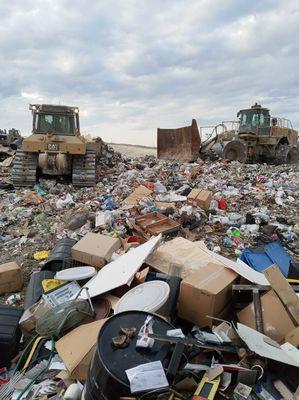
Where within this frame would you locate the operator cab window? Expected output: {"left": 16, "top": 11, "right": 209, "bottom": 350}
{"left": 37, "top": 114, "right": 75, "bottom": 134}
{"left": 252, "top": 113, "right": 259, "bottom": 126}
{"left": 39, "top": 115, "right": 54, "bottom": 132}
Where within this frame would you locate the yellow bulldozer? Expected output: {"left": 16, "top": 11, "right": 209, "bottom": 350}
{"left": 222, "top": 103, "right": 299, "bottom": 164}
{"left": 157, "top": 103, "right": 299, "bottom": 164}
{"left": 12, "top": 104, "right": 96, "bottom": 187}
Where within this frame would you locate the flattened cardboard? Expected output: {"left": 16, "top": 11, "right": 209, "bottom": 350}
{"left": 178, "top": 262, "right": 238, "bottom": 327}
{"left": 71, "top": 233, "right": 121, "bottom": 269}
{"left": 237, "top": 289, "right": 295, "bottom": 344}
{"left": 56, "top": 319, "right": 107, "bottom": 380}
{"left": 124, "top": 185, "right": 152, "bottom": 206}
{"left": 264, "top": 264, "right": 299, "bottom": 325}
{"left": 0, "top": 261, "right": 23, "bottom": 294}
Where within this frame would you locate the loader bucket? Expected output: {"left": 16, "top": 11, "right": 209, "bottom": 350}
{"left": 222, "top": 140, "right": 247, "bottom": 163}
{"left": 157, "top": 119, "right": 201, "bottom": 162}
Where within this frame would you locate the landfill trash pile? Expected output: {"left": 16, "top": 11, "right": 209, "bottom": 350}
{"left": 0, "top": 143, "right": 299, "bottom": 400}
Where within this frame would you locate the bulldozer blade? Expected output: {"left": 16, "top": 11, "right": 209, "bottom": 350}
{"left": 157, "top": 119, "right": 201, "bottom": 162}
{"left": 222, "top": 140, "right": 247, "bottom": 163}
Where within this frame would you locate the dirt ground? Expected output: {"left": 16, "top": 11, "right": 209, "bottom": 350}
{"left": 110, "top": 143, "right": 157, "bottom": 157}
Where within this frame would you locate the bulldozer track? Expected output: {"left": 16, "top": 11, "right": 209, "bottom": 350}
{"left": 72, "top": 149, "right": 96, "bottom": 187}
{"left": 11, "top": 151, "right": 37, "bottom": 187}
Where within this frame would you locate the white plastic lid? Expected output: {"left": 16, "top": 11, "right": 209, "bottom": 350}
{"left": 55, "top": 266, "right": 96, "bottom": 281}
{"left": 115, "top": 280, "right": 170, "bottom": 314}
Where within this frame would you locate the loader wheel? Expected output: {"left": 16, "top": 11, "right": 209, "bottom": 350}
{"left": 276, "top": 145, "right": 299, "bottom": 164}
{"left": 286, "top": 146, "right": 299, "bottom": 164}
{"left": 222, "top": 140, "right": 247, "bottom": 163}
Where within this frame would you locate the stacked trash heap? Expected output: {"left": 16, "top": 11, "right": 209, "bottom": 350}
{"left": 0, "top": 146, "right": 298, "bottom": 400}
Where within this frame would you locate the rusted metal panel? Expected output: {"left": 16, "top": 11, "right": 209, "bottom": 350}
{"left": 157, "top": 119, "right": 201, "bottom": 162}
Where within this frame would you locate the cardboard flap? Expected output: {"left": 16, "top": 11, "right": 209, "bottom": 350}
{"left": 184, "top": 263, "right": 237, "bottom": 295}
{"left": 56, "top": 319, "right": 107, "bottom": 374}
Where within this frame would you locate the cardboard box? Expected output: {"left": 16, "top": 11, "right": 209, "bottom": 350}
{"left": 0, "top": 262, "right": 23, "bottom": 294}
{"left": 178, "top": 262, "right": 238, "bottom": 327}
{"left": 237, "top": 289, "right": 296, "bottom": 344}
{"left": 187, "top": 188, "right": 200, "bottom": 203}
{"left": 71, "top": 233, "right": 121, "bottom": 269}
{"left": 187, "top": 189, "right": 212, "bottom": 210}
{"left": 56, "top": 319, "right": 107, "bottom": 380}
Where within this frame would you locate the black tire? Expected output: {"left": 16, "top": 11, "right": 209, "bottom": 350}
{"left": 222, "top": 140, "right": 247, "bottom": 163}
{"left": 275, "top": 145, "right": 299, "bottom": 164}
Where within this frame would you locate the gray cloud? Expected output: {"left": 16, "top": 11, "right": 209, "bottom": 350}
{"left": 0, "top": 0, "right": 298, "bottom": 145}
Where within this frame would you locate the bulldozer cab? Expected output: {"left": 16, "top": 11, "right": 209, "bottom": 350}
{"left": 237, "top": 103, "right": 271, "bottom": 136}
{"left": 30, "top": 104, "right": 80, "bottom": 136}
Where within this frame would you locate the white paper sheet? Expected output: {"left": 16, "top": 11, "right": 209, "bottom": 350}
{"left": 80, "top": 234, "right": 162, "bottom": 299}
{"left": 236, "top": 323, "right": 299, "bottom": 367}
{"left": 126, "top": 361, "right": 169, "bottom": 393}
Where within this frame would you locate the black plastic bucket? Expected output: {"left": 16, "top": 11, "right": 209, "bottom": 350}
{"left": 84, "top": 311, "right": 174, "bottom": 400}
{"left": 42, "top": 238, "right": 77, "bottom": 272}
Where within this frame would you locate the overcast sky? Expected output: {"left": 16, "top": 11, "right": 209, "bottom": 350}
{"left": 0, "top": 0, "right": 298, "bottom": 145}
